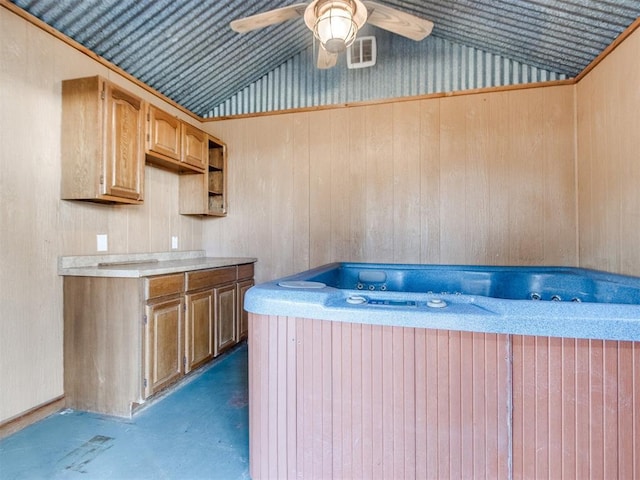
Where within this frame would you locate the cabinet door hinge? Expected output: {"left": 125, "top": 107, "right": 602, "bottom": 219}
{"left": 183, "top": 356, "right": 186, "bottom": 367}
{"left": 146, "top": 112, "right": 150, "bottom": 121}
{"left": 100, "top": 89, "right": 105, "bottom": 100}
{"left": 99, "top": 174, "right": 104, "bottom": 185}
{"left": 143, "top": 378, "right": 147, "bottom": 388}
{"left": 143, "top": 314, "right": 147, "bottom": 325}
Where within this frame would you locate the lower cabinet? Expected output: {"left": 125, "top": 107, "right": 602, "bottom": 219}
{"left": 236, "top": 279, "right": 254, "bottom": 341}
{"left": 63, "top": 261, "right": 254, "bottom": 417}
{"left": 184, "top": 289, "right": 214, "bottom": 373}
{"left": 215, "top": 283, "right": 237, "bottom": 355}
{"left": 145, "top": 296, "right": 184, "bottom": 397}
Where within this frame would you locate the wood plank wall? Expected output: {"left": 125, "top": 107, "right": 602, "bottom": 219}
{"left": 206, "top": 85, "right": 577, "bottom": 283}
{"left": 577, "top": 27, "right": 640, "bottom": 277}
{"left": 0, "top": 8, "right": 203, "bottom": 423}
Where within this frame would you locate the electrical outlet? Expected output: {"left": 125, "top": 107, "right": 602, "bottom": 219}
{"left": 171, "top": 236, "right": 178, "bottom": 250}
{"left": 96, "top": 234, "right": 108, "bottom": 252}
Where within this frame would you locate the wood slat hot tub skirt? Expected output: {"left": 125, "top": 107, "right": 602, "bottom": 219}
{"left": 248, "top": 314, "right": 640, "bottom": 480}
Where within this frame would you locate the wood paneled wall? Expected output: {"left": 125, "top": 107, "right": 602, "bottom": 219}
{"left": 205, "top": 86, "right": 578, "bottom": 283}
{"left": 577, "top": 27, "right": 640, "bottom": 277}
{"left": 0, "top": 8, "right": 203, "bottom": 423}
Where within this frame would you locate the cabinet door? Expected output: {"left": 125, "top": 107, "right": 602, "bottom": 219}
{"left": 103, "top": 82, "right": 145, "bottom": 201}
{"left": 214, "top": 283, "right": 237, "bottom": 356}
{"left": 147, "top": 105, "right": 181, "bottom": 161}
{"left": 236, "top": 280, "right": 254, "bottom": 341}
{"left": 185, "top": 289, "right": 214, "bottom": 373}
{"left": 144, "top": 297, "right": 184, "bottom": 397}
{"left": 182, "top": 124, "right": 207, "bottom": 170}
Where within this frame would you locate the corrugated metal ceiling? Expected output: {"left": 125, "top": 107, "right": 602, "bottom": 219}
{"left": 8, "top": 0, "right": 640, "bottom": 117}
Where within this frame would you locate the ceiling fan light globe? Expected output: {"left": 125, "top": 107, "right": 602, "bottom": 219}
{"left": 314, "top": 1, "right": 358, "bottom": 53}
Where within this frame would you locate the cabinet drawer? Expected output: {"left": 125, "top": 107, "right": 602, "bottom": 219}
{"left": 237, "top": 263, "right": 254, "bottom": 281}
{"left": 145, "top": 273, "right": 185, "bottom": 300}
{"left": 186, "top": 267, "right": 236, "bottom": 291}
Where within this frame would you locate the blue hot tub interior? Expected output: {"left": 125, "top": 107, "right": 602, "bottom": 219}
{"left": 308, "top": 263, "right": 640, "bottom": 304}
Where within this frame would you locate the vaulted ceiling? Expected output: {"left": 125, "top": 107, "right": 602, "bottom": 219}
{"left": 8, "top": 0, "right": 640, "bottom": 117}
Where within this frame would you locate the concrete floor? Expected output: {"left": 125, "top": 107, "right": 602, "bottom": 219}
{"left": 0, "top": 344, "right": 249, "bottom": 479}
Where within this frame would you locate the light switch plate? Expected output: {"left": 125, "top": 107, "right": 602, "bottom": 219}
{"left": 96, "top": 234, "right": 108, "bottom": 252}
{"left": 171, "top": 236, "right": 178, "bottom": 249}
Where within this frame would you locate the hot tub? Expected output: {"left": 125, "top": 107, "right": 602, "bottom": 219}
{"left": 246, "top": 262, "right": 640, "bottom": 341}
{"left": 245, "top": 263, "right": 640, "bottom": 479}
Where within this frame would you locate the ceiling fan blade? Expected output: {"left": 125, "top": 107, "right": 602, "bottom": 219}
{"left": 230, "top": 3, "right": 308, "bottom": 33}
{"left": 362, "top": 1, "right": 433, "bottom": 41}
{"left": 317, "top": 45, "right": 338, "bottom": 69}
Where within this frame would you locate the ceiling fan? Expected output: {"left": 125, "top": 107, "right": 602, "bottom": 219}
{"left": 230, "top": 0, "right": 434, "bottom": 69}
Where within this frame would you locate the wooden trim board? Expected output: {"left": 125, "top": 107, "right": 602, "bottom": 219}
{"left": 205, "top": 78, "right": 576, "bottom": 121}
{"left": 574, "top": 16, "right": 640, "bottom": 82}
{"left": 0, "top": 396, "right": 65, "bottom": 440}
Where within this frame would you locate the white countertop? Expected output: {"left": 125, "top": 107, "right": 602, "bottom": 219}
{"left": 58, "top": 251, "right": 256, "bottom": 278}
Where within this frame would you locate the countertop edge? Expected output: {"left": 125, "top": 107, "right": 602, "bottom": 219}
{"left": 58, "top": 254, "right": 256, "bottom": 278}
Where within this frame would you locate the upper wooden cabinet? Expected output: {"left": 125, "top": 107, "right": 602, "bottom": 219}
{"left": 146, "top": 105, "right": 181, "bottom": 161}
{"left": 182, "top": 123, "right": 208, "bottom": 171}
{"left": 60, "top": 77, "right": 227, "bottom": 210}
{"left": 61, "top": 76, "right": 145, "bottom": 204}
{"left": 179, "top": 136, "right": 228, "bottom": 216}
{"left": 145, "top": 104, "right": 207, "bottom": 174}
